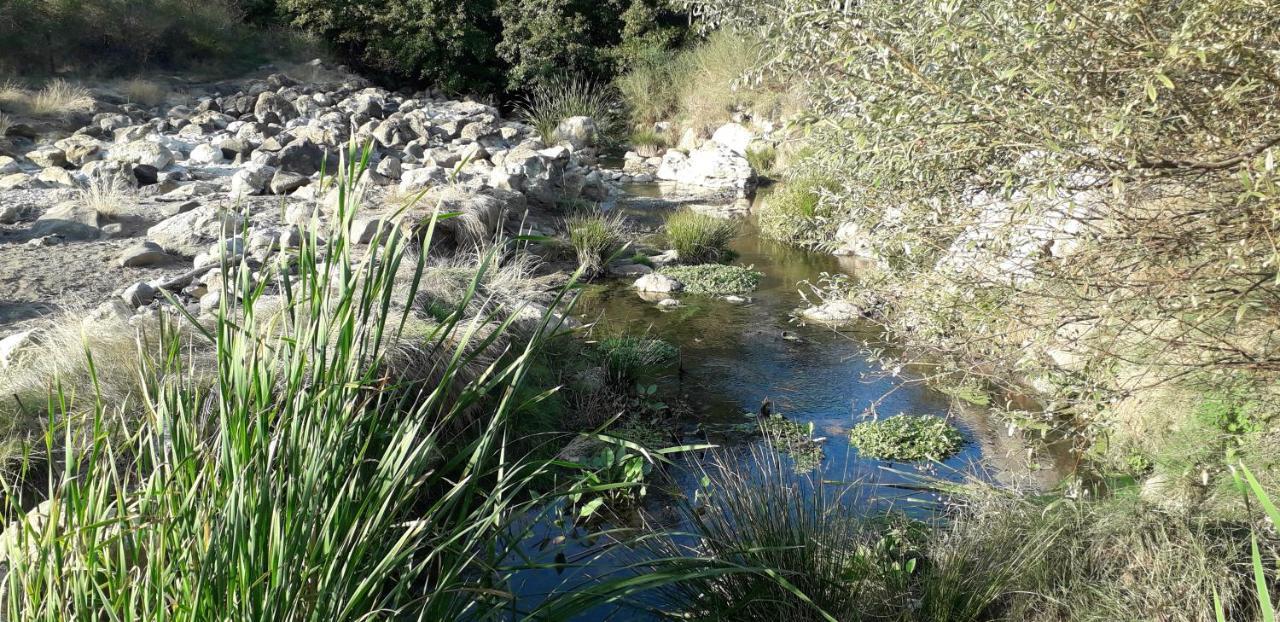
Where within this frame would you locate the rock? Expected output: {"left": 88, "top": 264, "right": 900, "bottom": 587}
{"left": 833, "top": 221, "right": 876, "bottom": 259}
{"left": 269, "top": 170, "right": 310, "bottom": 195}
{"left": 375, "top": 155, "right": 402, "bottom": 180}
{"left": 657, "top": 145, "right": 756, "bottom": 194}
{"left": 350, "top": 217, "right": 397, "bottom": 244}
{"left": 0, "top": 156, "right": 19, "bottom": 175}
{"left": 64, "top": 142, "right": 102, "bottom": 167}
{"left": 132, "top": 164, "right": 159, "bottom": 186}
{"left": 0, "top": 203, "right": 23, "bottom": 224}
{"left": 711, "top": 123, "right": 754, "bottom": 156}
{"left": 32, "top": 201, "right": 101, "bottom": 240}
{"left": 800, "top": 300, "right": 862, "bottom": 324}
{"left": 254, "top": 91, "right": 298, "bottom": 124}
{"left": 276, "top": 139, "right": 325, "bottom": 176}
{"left": 0, "top": 173, "right": 38, "bottom": 190}
{"left": 121, "top": 281, "right": 156, "bottom": 307}
{"left": 634, "top": 273, "right": 683, "bottom": 294}
{"left": 36, "top": 167, "right": 77, "bottom": 188}
{"left": 554, "top": 116, "right": 599, "bottom": 150}
{"left": 109, "top": 140, "right": 174, "bottom": 170}
{"left": 657, "top": 298, "right": 680, "bottom": 308}
{"left": 81, "top": 160, "right": 136, "bottom": 188}
{"left": 231, "top": 162, "right": 277, "bottom": 197}
{"left": 118, "top": 241, "right": 170, "bottom": 267}
{"left": 146, "top": 205, "right": 243, "bottom": 256}
{"left": 26, "top": 147, "right": 68, "bottom": 169}
{"left": 676, "top": 127, "right": 703, "bottom": 151}
{"left": 188, "top": 143, "right": 226, "bottom": 165}
{"left": 0, "top": 330, "right": 38, "bottom": 369}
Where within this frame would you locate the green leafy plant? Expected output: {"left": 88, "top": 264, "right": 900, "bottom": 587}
{"left": 664, "top": 209, "right": 739, "bottom": 264}
{"left": 848, "top": 415, "right": 966, "bottom": 462}
{"left": 660, "top": 263, "right": 762, "bottom": 295}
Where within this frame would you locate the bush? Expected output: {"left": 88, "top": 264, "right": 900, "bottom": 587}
{"left": 660, "top": 264, "right": 761, "bottom": 295}
{"left": 515, "top": 79, "right": 621, "bottom": 145}
{"left": 597, "top": 336, "right": 678, "bottom": 385}
{"left": 848, "top": 415, "right": 966, "bottom": 462}
{"left": 0, "top": 0, "right": 301, "bottom": 77}
{"left": 567, "top": 210, "right": 627, "bottom": 277}
{"left": 745, "top": 144, "right": 777, "bottom": 176}
{"left": 757, "top": 176, "right": 843, "bottom": 249}
{"left": 663, "top": 210, "right": 738, "bottom": 264}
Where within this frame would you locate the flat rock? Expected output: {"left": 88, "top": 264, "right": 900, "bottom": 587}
{"left": 118, "top": 241, "right": 171, "bottom": 267}
{"left": 146, "top": 205, "right": 243, "bottom": 256}
{"left": 800, "top": 300, "right": 862, "bottom": 324}
{"left": 32, "top": 201, "right": 102, "bottom": 240}
{"left": 634, "top": 273, "right": 683, "bottom": 293}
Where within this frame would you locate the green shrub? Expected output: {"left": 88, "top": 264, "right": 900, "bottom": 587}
{"left": 598, "top": 336, "right": 678, "bottom": 384}
{"left": 661, "top": 264, "right": 762, "bottom": 295}
{"left": 663, "top": 210, "right": 738, "bottom": 264}
{"left": 516, "top": 78, "right": 621, "bottom": 145}
{"left": 848, "top": 415, "right": 965, "bottom": 462}
{"left": 745, "top": 144, "right": 777, "bottom": 176}
{"left": 757, "top": 176, "right": 843, "bottom": 249}
{"left": 566, "top": 209, "right": 627, "bottom": 277}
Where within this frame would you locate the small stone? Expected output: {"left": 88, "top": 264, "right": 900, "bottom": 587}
{"left": 122, "top": 281, "right": 156, "bottom": 307}
{"left": 118, "top": 241, "right": 170, "bottom": 267}
{"left": 657, "top": 298, "right": 680, "bottom": 308}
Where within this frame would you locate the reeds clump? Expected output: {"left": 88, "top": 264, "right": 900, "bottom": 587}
{"left": 663, "top": 209, "right": 738, "bottom": 264}
{"left": 516, "top": 78, "right": 620, "bottom": 145}
{"left": 567, "top": 209, "right": 627, "bottom": 278}
{"left": 0, "top": 147, "right": 597, "bottom": 619}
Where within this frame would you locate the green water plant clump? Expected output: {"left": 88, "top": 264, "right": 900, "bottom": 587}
{"left": 566, "top": 210, "right": 627, "bottom": 277}
{"left": 849, "top": 415, "right": 965, "bottom": 462}
{"left": 757, "top": 176, "right": 843, "bottom": 249}
{"left": 759, "top": 414, "right": 825, "bottom": 472}
{"left": 660, "top": 264, "right": 762, "bottom": 295}
{"left": 598, "top": 336, "right": 679, "bottom": 384}
{"left": 663, "top": 210, "right": 739, "bottom": 264}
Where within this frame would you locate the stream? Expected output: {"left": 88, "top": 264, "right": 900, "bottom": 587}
{"left": 505, "top": 182, "right": 1065, "bottom": 619}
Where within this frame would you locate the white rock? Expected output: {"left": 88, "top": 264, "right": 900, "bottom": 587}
{"left": 188, "top": 143, "right": 226, "bottom": 165}
{"left": 231, "top": 162, "right": 277, "bottom": 197}
{"left": 0, "top": 330, "right": 37, "bottom": 369}
{"left": 711, "top": 123, "right": 754, "bottom": 156}
{"left": 800, "top": 300, "right": 862, "bottom": 324}
{"left": 109, "top": 140, "right": 175, "bottom": 170}
{"left": 634, "top": 273, "right": 683, "bottom": 293}
{"left": 146, "top": 205, "right": 243, "bottom": 257}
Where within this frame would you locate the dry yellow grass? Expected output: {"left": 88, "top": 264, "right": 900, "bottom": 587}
{"left": 80, "top": 175, "right": 131, "bottom": 217}
{"left": 121, "top": 77, "right": 169, "bottom": 107}
{"left": 29, "top": 79, "right": 94, "bottom": 117}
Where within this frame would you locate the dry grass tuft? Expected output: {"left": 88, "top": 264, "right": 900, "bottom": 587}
{"left": 80, "top": 175, "right": 131, "bottom": 217}
{"left": 0, "top": 112, "right": 12, "bottom": 138}
{"left": 121, "top": 78, "right": 169, "bottom": 107}
{"left": 30, "top": 79, "right": 94, "bottom": 117}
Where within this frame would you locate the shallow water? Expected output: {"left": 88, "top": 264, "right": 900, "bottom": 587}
{"left": 505, "top": 182, "right": 1063, "bottom": 618}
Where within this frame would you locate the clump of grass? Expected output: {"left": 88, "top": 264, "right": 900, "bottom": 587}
{"left": 598, "top": 335, "right": 678, "bottom": 385}
{"left": 566, "top": 209, "right": 627, "bottom": 278}
{"left": 0, "top": 112, "right": 11, "bottom": 138}
{"left": 0, "top": 79, "right": 26, "bottom": 108}
{"left": 660, "top": 264, "right": 762, "bottom": 295}
{"left": 629, "top": 127, "right": 668, "bottom": 157}
{"left": 30, "top": 79, "right": 94, "bottom": 118}
{"left": 616, "top": 50, "right": 684, "bottom": 128}
{"left": 758, "top": 175, "right": 843, "bottom": 249}
{"left": 848, "top": 415, "right": 966, "bottom": 462}
{"left": 746, "top": 144, "right": 777, "bottom": 176}
{"left": 0, "top": 147, "right": 625, "bottom": 619}
{"left": 759, "top": 414, "right": 824, "bottom": 471}
{"left": 516, "top": 78, "right": 620, "bottom": 145}
{"left": 650, "top": 446, "right": 894, "bottom": 620}
{"left": 80, "top": 175, "right": 131, "bottom": 217}
{"left": 121, "top": 77, "right": 169, "bottom": 107}
{"left": 664, "top": 210, "right": 739, "bottom": 264}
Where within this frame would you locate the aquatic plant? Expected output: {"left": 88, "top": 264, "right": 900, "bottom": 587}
{"left": 848, "top": 415, "right": 965, "bottom": 462}
{"left": 759, "top": 414, "right": 825, "bottom": 472}
{"left": 597, "top": 336, "right": 678, "bottom": 385}
{"left": 660, "top": 264, "right": 762, "bottom": 295}
{"left": 757, "top": 176, "right": 843, "bottom": 249}
{"left": 663, "top": 209, "right": 738, "bottom": 264}
{"left": 566, "top": 209, "right": 627, "bottom": 278}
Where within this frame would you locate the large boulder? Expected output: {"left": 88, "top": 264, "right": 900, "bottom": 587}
{"left": 711, "top": 123, "right": 753, "bottom": 156}
{"left": 254, "top": 91, "right": 299, "bottom": 124}
{"left": 32, "top": 201, "right": 102, "bottom": 240}
{"left": 276, "top": 138, "right": 326, "bottom": 176}
{"left": 656, "top": 145, "right": 755, "bottom": 194}
{"left": 634, "top": 274, "right": 684, "bottom": 294}
{"left": 554, "top": 116, "right": 599, "bottom": 150}
{"left": 109, "top": 140, "right": 174, "bottom": 170}
{"left": 145, "top": 205, "right": 243, "bottom": 256}
{"left": 230, "top": 162, "right": 277, "bottom": 197}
